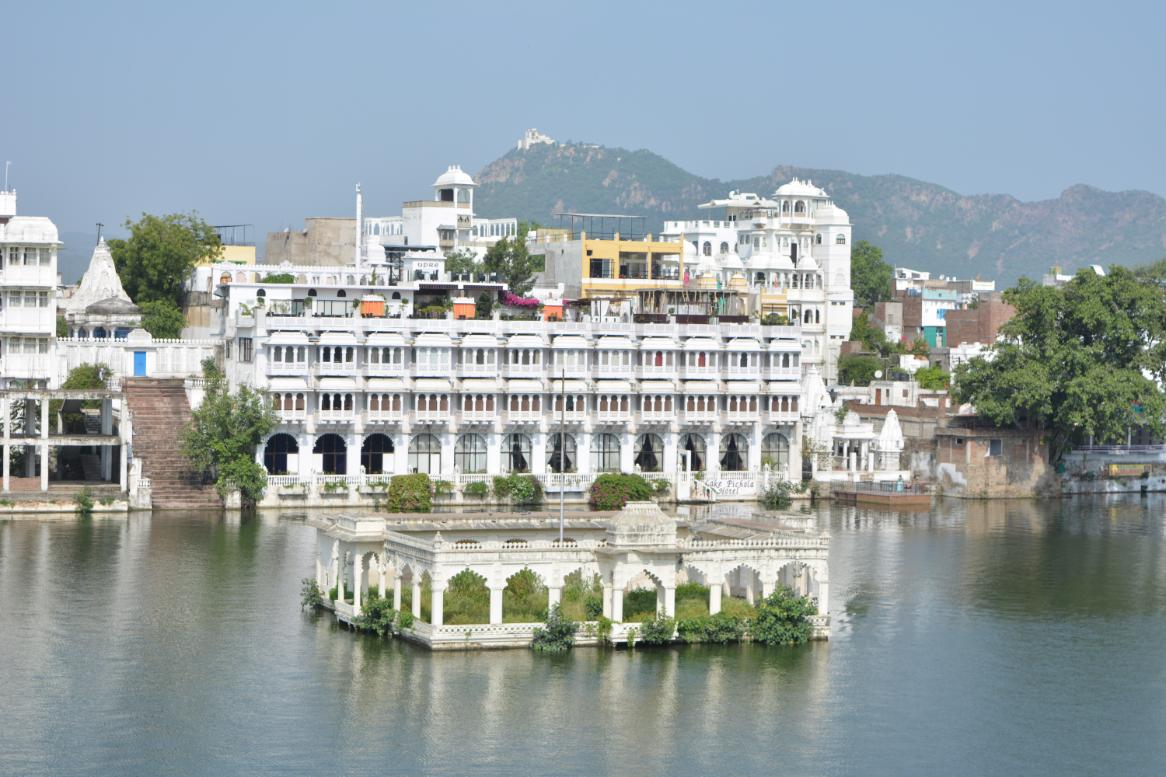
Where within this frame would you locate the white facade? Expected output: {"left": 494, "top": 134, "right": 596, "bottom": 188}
{"left": 363, "top": 165, "right": 518, "bottom": 260}
{"left": 661, "top": 180, "right": 854, "bottom": 383}
{"left": 211, "top": 262, "right": 809, "bottom": 497}
{"left": 0, "top": 189, "right": 60, "bottom": 388}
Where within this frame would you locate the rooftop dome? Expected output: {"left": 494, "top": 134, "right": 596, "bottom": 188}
{"left": 606, "top": 501, "right": 677, "bottom": 547}
{"left": 774, "top": 178, "right": 828, "bottom": 198}
{"left": 65, "top": 238, "right": 139, "bottom": 319}
{"left": 0, "top": 215, "right": 59, "bottom": 244}
{"left": 432, "top": 164, "right": 476, "bottom": 189}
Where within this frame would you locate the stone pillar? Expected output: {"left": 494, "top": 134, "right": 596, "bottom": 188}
{"left": 119, "top": 442, "right": 128, "bottom": 492}
{"left": 316, "top": 557, "right": 325, "bottom": 590}
{"left": 708, "top": 583, "right": 722, "bottom": 615}
{"left": 662, "top": 586, "right": 676, "bottom": 618}
{"left": 378, "top": 561, "right": 387, "bottom": 599}
{"left": 743, "top": 570, "right": 755, "bottom": 606}
{"left": 817, "top": 577, "right": 829, "bottom": 617}
{"left": 337, "top": 556, "right": 347, "bottom": 603}
{"left": 547, "top": 586, "right": 562, "bottom": 611}
{"left": 431, "top": 585, "right": 445, "bottom": 627}
{"left": 392, "top": 574, "right": 402, "bottom": 612}
{"left": 3, "top": 441, "right": 9, "bottom": 494}
{"left": 1, "top": 395, "right": 8, "bottom": 494}
{"left": 601, "top": 583, "right": 612, "bottom": 619}
{"left": 761, "top": 579, "right": 775, "bottom": 600}
{"left": 411, "top": 578, "right": 422, "bottom": 620}
{"left": 352, "top": 557, "right": 363, "bottom": 614}
{"left": 611, "top": 586, "right": 624, "bottom": 622}
{"left": 100, "top": 399, "right": 113, "bottom": 482}
{"left": 489, "top": 586, "right": 504, "bottom": 625}
{"left": 39, "top": 442, "right": 48, "bottom": 492}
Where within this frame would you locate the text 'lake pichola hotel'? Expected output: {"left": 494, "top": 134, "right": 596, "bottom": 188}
{"left": 203, "top": 160, "right": 853, "bottom": 502}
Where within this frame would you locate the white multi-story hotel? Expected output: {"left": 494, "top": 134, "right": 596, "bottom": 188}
{"left": 0, "top": 186, "right": 59, "bottom": 388}
{"left": 211, "top": 261, "right": 807, "bottom": 498}
{"left": 660, "top": 180, "right": 854, "bottom": 382}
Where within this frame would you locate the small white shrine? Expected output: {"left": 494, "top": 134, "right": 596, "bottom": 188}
{"left": 63, "top": 238, "right": 141, "bottom": 338}
{"left": 311, "top": 502, "right": 830, "bottom": 649}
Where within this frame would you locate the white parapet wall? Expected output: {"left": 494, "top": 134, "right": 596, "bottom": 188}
{"left": 58, "top": 332, "right": 219, "bottom": 383}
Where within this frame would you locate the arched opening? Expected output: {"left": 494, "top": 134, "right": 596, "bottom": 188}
{"left": 547, "top": 432, "right": 577, "bottom": 473}
{"left": 313, "top": 433, "right": 347, "bottom": 474}
{"left": 719, "top": 241, "right": 729, "bottom": 254}
{"left": 762, "top": 432, "right": 790, "bottom": 472}
{"left": 724, "top": 564, "right": 765, "bottom": 607}
{"left": 560, "top": 569, "right": 602, "bottom": 621}
{"left": 791, "top": 243, "right": 798, "bottom": 264}
{"left": 360, "top": 433, "right": 394, "bottom": 474}
{"left": 634, "top": 433, "right": 663, "bottom": 473}
{"left": 454, "top": 433, "right": 487, "bottom": 474}
{"left": 622, "top": 570, "right": 662, "bottom": 621}
{"left": 503, "top": 433, "right": 531, "bottom": 473}
{"left": 408, "top": 433, "right": 441, "bottom": 475}
{"left": 702, "top": 241, "right": 712, "bottom": 256}
{"left": 777, "top": 561, "right": 819, "bottom": 603}
{"left": 263, "top": 433, "right": 298, "bottom": 474}
{"left": 679, "top": 433, "right": 706, "bottom": 472}
{"left": 591, "top": 433, "right": 621, "bottom": 473}
{"left": 503, "top": 567, "right": 547, "bottom": 623}
{"left": 442, "top": 568, "right": 488, "bottom": 625}
{"left": 719, "top": 433, "right": 748, "bottom": 471}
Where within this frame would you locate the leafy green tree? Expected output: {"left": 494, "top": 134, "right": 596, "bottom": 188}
{"left": 914, "top": 365, "right": 950, "bottom": 390}
{"left": 139, "top": 299, "right": 185, "bottom": 339}
{"left": 838, "top": 354, "right": 882, "bottom": 386}
{"left": 751, "top": 586, "right": 817, "bottom": 646}
{"left": 444, "top": 248, "right": 478, "bottom": 276}
{"left": 109, "top": 212, "right": 221, "bottom": 307}
{"left": 181, "top": 360, "right": 276, "bottom": 507}
{"left": 483, "top": 223, "right": 538, "bottom": 296}
{"left": 850, "top": 240, "right": 893, "bottom": 308}
{"left": 953, "top": 267, "right": 1166, "bottom": 463}
{"left": 55, "top": 363, "right": 112, "bottom": 431}
{"left": 849, "top": 310, "right": 899, "bottom": 357}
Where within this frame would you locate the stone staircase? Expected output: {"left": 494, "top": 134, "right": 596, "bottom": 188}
{"left": 123, "top": 378, "right": 222, "bottom": 510}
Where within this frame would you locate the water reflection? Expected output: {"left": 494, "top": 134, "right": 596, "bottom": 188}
{"left": 1, "top": 498, "right": 1165, "bottom": 776}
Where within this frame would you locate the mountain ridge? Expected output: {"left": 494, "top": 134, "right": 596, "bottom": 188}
{"left": 474, "top": 142, "right": 1166, "bottom": 283}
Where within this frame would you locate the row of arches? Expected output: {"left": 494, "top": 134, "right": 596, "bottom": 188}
{"left": 267, "top": 432, "right": 792, "bottom": 475}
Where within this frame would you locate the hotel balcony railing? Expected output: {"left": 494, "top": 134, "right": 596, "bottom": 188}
{"left": 367, "top": 362, "right": 405, "bottom": 375}
{"left": 268, "top": 362, "right": 309, "bottom": 376}
{"left": 457, "top": 363, "right": 500, "bottom": 376}
{"left": 682, "top": 366, "right": 720, "bottom": 378}
{"left": 593, "top": 364, "right": 632, "bottom": 377}
{"left": 639, "top": 410, "right": 674, "bottom": 424}
{"left": 768, "top": 408, "right": 799, "bottom": 422}
{"left": 638, "top": 364, "right": 679, "bottom": 378}
{"left": 275, "top": 409, "right": 307, "bottom": 422}
{"left": 314, "top": 361, "right": 357, "bottom": 375}
{"left": 723, "top": 409, "right": 760, "bottom": 424}
{"left": 683, "top": 410, "right": 718, "bottom": 425}
{"left": 459, "top": 410, "right": 498, "bottom": 424}
{"left": 765, "top": 366, "right": 800, "bottom": 379}
{"left": 549, "top": 365, "right": 589, "bottom": 379}
{"left": 414, "top": 410, "right": 450, "bottom": 424}
{"left": 595, "top": 410, "right": 631, "bottom": 424}
{"left": 724, "top": 366, "right": 761, "bottom": 378}
{"left": 506, "top": 410, "right": 542, "bottom": 424}
{"left": 318, "top": 410, "right": 356, "bottom": 424}
{"left": 364, "top": 410, "right": 404, "bottom": 424}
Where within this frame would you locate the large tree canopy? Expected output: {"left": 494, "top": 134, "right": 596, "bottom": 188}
{"left": 109, "top": 213, "right": 220, "bottom": 307}
{"left": 850, "top": 240, "right": 893, "bottom": 309}
{"left": 953, "top": 267, "right": 1166, "bottom": 461}
{"left": 483, "top": 223, "right": 538, "bottom": 296}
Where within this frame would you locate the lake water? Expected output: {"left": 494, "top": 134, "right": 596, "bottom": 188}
{"left": 2, "top": 497, "right": 1164, "bottom": 777}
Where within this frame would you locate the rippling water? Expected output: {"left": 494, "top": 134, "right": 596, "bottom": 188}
{"left": 2, "top": 497, "right": 1164, "bottom": 776}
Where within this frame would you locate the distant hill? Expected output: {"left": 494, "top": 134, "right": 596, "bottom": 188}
{"left": 475, "top": 142, "right": 1166, "bottom": 284}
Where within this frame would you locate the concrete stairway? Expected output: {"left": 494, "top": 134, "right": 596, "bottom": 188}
{"left": 123, "top": 378, "right": 222, "bottom": 510}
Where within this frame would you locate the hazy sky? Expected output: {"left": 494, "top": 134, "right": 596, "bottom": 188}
{"left": 5, "top": 0, "right": 1164, "bottom": 253}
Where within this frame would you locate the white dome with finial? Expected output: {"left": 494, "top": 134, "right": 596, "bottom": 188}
{"left": 432, "top": 164, "right": 476, "bottom": 189}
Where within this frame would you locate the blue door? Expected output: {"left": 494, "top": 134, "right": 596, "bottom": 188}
{"left": 133, "top": 351, "right": 147, "bottom": 377}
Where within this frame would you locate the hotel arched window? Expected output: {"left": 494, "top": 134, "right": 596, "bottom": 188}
{"left": 762, "top": 433, "right": 790, "bottom": 471}
{"left": 782, "top": 201, "right": 790, "bottom": 213}
{"left": 361, "top": 433, "right": 394, "bottom": 474}
{"left": 816, "top": 233, "right": 822, "bottom": 245}
{"left": 836, "top": 233, "right": 847, "bottom": 245}
{"left": 702, "top": 241, "right": 712, "bottom": 256}
{"left": 719, "top": 241, "right": 729, "bottom": 254}
{"left": 679, "top": 433, "right": 706, "bottom": 472}
{"left": 634, "top": 433, "right": 663, "bottom": 473}
{"left": 263, "top": 433, "right": 298, "bottom": 474}
{"left": 591, "top": 433, "right": 621, "bottom": 472}
{"left": 409, "top": 433, "right": 441, "bottom": 475}
{"left": 313, "top": 433, "right": 347, "bottom": 474}
{"left": 719, "top": 433, "right": 749, "bottom": 471}
{"left": 503, "top": 433, "right": 532, "bottom": 473}
{"left": 794, "top": 201, "right": 805, "bottom": 214}
{"left": 547, "top": 432, "right": 577, "bottom": 473}
{"left": 454, "top": 433, "right": 487, "bottom": 474}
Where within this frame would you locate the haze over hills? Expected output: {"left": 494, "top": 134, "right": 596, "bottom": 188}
{"left": 475, "top": 141, "right": 1166, "bottom": 284}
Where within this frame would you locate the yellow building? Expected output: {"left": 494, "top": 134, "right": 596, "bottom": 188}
{"left": 575, "top": 232, "right": 685, "bottom": 299}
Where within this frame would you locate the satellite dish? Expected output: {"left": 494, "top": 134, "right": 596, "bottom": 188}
{"left": 874, "top": 370, "right": 884, "bottom": 379}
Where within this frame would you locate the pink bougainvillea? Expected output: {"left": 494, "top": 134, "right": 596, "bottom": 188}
{"left": 501, "top": 291, "right": 541, "bottom": 308}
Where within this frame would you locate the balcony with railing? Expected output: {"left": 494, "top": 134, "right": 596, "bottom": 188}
{"left": 683, "top": 409, "right": 718, "bottom": 425}
{"left": 268, "top": 360, "right": 309, "bottom": 376}
{"left": 365, "top": 409, "right": 404, "bottom": 425}
{"left": 506, "top": 410, "right": 542, "bottom": 425}
{"left": 459, "top": 409, "right": 498, "bottom": 425}
{"left": 318, "top": 409, "right": 356, "bottom": 424}
{"left": 315, "top": 360, "right": 357, "bottom": 376}
{"left": 414, "top": 409, "right": 450, "bottom": 425}
{"left": 639, "top": 409, "right": 673, "bottom": 425}
{"left": 275, "top": 407, "right": 307, "bottom": 423}
{"left": 595, "top": 408, "right": 631, "bottom": 424}
{"left": 682, "top": 365, "right": 720, "bottom": 378}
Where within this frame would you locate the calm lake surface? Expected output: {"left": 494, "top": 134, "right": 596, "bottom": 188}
{"left": 2, "top": 497, "right": 1165, "bottom": 777}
